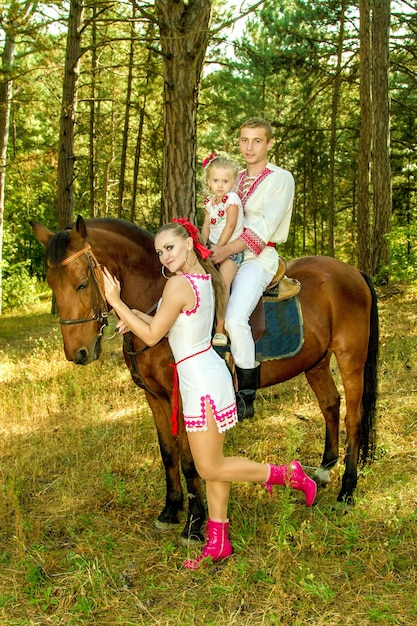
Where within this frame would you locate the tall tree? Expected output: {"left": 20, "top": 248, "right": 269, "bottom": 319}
{"left": 0, "top": 26, "right": 15, "bottom": 315}
{"left": 358, "top": 0, "right": 372, "bottom": 274}
{"left": 57, "top": 0, "right": 84, "bottom": 230}
{"left": 0, "top": 0, "right": 38, "bottom": 314}
{"left": 327, "top": 2, "right": 346, "bottom": 258}
{"left": 118, "top": 3, "right": 136, "bottom": 219}
{"left": 371, "top": 0, "right": 391, "bottom": 281}
{"left": 130, "top": 22, "right": 157, "bottom": 224}
{"left": 155, "top": 0, "right": 212, "bottom": 221}
{"left": 88, "top": 0, "right": 97, "bottom": 218}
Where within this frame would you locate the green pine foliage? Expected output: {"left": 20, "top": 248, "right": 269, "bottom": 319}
{"left": 2, "top": 0, "right": 417, "bottom": 311}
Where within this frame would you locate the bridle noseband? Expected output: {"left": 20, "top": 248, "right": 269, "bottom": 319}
{"left": 55, "top": 244, "right": 109, "bottom": 336}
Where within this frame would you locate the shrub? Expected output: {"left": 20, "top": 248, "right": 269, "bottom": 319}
{"left": 2, "top": 261, "right": 40, "bottom": 311}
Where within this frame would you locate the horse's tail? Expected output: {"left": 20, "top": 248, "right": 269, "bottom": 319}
{"left": 359, "top": 271, "right": 379, "bottom": 464}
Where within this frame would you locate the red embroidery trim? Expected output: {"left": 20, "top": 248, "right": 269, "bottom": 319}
{"left": 237, "top": 167, "right": 272, "bottom": 208}
{"left": 240, "top": 228, "right": 264, "bottom": 256}
{"left": 184, "top": 397, "right": 237, "bottom": 432}
{"left": 237, "top": 167, "right": 274, "bottom": 255}
{"left": 169, "top": 344, "right": 212, "bottom": 436}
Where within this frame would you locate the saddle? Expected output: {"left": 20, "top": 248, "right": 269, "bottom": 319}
{"left": 250, "top": 256, "right": 301, "bottom": 342}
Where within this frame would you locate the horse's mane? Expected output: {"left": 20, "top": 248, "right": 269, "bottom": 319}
{"left": 46, "top": 218, "right": 156, "bottom": 266}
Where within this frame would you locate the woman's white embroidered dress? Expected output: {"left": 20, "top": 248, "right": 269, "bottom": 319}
{"left": 167, "top": 273, "right": 238, "bottom": 433}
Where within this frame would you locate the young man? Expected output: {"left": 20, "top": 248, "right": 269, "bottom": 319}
{"left": 210, "top": 118, "right": 295, "bottom": 420}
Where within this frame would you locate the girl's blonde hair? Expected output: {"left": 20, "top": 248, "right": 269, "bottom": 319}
{"left": 201, "top": 154, "right": 240, "bottom": 193}
{"left": 156, "top": 221, "right": 227, "bottom": 321}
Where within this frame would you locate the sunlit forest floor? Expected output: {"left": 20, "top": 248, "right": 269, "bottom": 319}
{"left": 0, "top": 283, "right": 416, "bottom": 625}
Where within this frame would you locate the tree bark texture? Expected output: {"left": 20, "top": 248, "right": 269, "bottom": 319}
{"left": 357, "top": 0, "right": 372, "bottom": 274}
{"left": 155, "top": 0, "right": 212, "bottom": 222}
{"left": 0, "top": 31, "right": 15, "bottom": 314}
{"left": 130, "top": 21, "right": 157, "bottom": 224}
{"left": 371, "top": 0, "right": 391, "bottom": 281}
{"left": 118, "top": 7, "right": 136, "bottom": 219}
{"left": 327, "top": 3, "right": 346, "bottom": 259}
{"left": 57, "top": 0, "right": 84, "bottom": 230}
{"left": 89, "top": 4, "right": 97, "bottom": 218}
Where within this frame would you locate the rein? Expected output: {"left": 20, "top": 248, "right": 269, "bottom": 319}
{"left": 56, "top": 244, "right": 109, "bottom": 335}
{"left": 122, "top": 302, "right": 169, "bottom": 402}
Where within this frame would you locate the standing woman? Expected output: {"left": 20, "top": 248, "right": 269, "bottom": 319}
{"left": 103, "top": 219, "right": 316, "bottom": 570}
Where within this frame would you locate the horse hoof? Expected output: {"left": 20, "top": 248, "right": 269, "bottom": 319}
{"left": 313, "top": 467, "right": 331, "bottom": 486}
{"left": 155, "top": 519, "right": 179, "bottom": 531}
{"left": 180, "top": 532, "right": 204, "bottom": 546}
{"left": 337, "top": 492, "right": 355, "bottom": 506}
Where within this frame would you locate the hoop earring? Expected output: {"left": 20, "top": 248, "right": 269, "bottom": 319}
{"left": 161, "top": 266, "right": 170, "bottom": 279}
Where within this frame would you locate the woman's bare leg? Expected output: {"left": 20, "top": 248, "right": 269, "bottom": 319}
{"left": 186, "top": 402, "right": 269, "bottom": 520}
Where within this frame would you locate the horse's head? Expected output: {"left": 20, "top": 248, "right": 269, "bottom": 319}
{"left": 30, "top": 215, "right": 107, "bottom": 365}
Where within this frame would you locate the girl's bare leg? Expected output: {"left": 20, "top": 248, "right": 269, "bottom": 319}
{"left": 215, "top": 259, "right": 238, "bottom": 336}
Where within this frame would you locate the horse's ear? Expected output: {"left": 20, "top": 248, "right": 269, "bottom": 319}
{"left": 29, "top": 221, "right": 53, "bottom": 246}
{"left": 74, "top": 214, "right": 88, "bottom": 239}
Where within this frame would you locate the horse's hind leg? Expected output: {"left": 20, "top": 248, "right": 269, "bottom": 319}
{"left": 305, "top": 354, "right": 341, "bottom": 488}
{"left": 334, "top": 355, "right": 366, "bottom": 504}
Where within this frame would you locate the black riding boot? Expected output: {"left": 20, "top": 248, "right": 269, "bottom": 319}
{"left": 235, "top": 364, "right": 261, "bottom": 421}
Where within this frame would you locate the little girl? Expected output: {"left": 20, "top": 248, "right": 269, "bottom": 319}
{"left": 201, "top": 153, "right": 244, "bottom": 347}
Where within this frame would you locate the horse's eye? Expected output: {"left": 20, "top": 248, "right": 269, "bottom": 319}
{"left": 76, "top": 281, "right": 89, "bottom": 292}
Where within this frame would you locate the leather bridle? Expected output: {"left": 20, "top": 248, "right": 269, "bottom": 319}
{"left": 54, "top": 244, "right": 109, "bottom": 336}
{"left": 54, "top": 243, "right": 168, "bottom": 399}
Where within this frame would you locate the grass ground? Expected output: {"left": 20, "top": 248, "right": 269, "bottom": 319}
{"left": 0, "top": 285, "right": 416, "bottom": 625}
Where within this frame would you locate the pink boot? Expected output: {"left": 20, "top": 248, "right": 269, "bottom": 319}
{"left": 263, "top": 460, "right": 317, "bottom": 506}
{"left": 184, "top": 519, "right": 233, "bottom": 570}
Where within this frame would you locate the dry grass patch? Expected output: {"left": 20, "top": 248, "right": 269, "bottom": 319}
{"left": 0, "top": 286, "right": 417, "bottom": 625}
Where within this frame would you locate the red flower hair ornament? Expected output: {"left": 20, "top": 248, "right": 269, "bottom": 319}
{"left": 171, "top": 218, "right": 212, "bottom": 260}
{"left": 202, "top": 152, "right": 219, "bottom": 169}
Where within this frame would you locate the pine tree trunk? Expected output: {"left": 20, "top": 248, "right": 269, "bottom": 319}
{"left": 118, "top": 8, "right": 136, "bottom": 219}
{"left": 0, "top": 31, "right": 15, "bottom": 315}
{"left": 357, "top": 0, "right": 372, "bottom": 274}
{"left": 57, "top": 0, "right": 84, "bottom": 230}
{"left": 155, "top": 0, "right": 212, "bottom": 222}
{"left": 371, "top": 0, "right": 391, "bottom": 282}
{"left": 328, "top": 3, "right": 346, "bottom": 258}
{"left": 89, "top": 4, "right": 97, "bottom": 218}
{"left": 130, "top": 23, "right": 156, "bottom": 224}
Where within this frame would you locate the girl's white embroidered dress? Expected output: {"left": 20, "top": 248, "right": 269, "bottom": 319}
{"left": 204, "top": 191, "right": 244, "bottom": 244}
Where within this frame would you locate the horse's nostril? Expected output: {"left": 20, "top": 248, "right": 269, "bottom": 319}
{"left": 75, "top": 348, "right": 89, "bottom": 365}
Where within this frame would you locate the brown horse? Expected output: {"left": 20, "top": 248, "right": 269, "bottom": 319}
{"left": 30, "top": 215, "right": 378, "bottom": 540}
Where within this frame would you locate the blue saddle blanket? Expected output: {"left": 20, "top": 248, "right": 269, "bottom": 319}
{"left": 255, "top": 295, "right": 304, "bottom": 361}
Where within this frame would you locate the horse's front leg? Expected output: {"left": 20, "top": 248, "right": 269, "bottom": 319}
{"left": 146, "top": 392, "right": 205, "bottom": 542}
{"left": 145, "top": 392, "right": 184, "bottom": 529}
{"left": 305, "top": 356, "right": 341, "bottom": 489}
